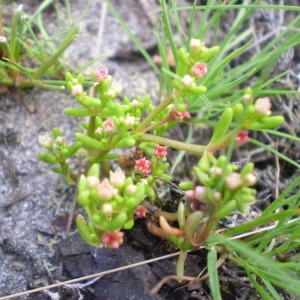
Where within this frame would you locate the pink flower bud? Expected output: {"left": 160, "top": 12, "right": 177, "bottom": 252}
{"left": 109, "top": 168, "right": 126, "bottom": 188}
{"left": 194, "top": 186, "right": 206, "bottom": 201}
{"left": 55, "top": 136, "right": 65, "bottom": 146}
{"left": 243, "top": 173, "right": 257, "bottom": 186}
{"left": 135, "top": 157, "right": 152, "bottom": 175}
{"left": 235, "top": 130, "right": 249, "bottom": 146}
{"left": 185, "top": 190, "right": 209, "bottom": 211}
{"left": 135, "top": 205, "right": 146, "bottom": 218}
{"left": 103, "top": 118, "right": 116, "bottom": 133}
{"left": 94, "top": 67, "right": 108, "bottom": 81}
{"left": 225, "top": 172, "right": 242, "bottom": 189}
{"left": 254, "top": 97, "right": 272, "bottom": 116}
{"left": 154, "top": 144, "right": 168, "bottom": 159}
{"left": 168, "top": 105, "right": 191, "bottom": 121}
{"left": 102, "top": 231, "right": 124, "bottom": 249}
{"left": 72, "top": 84, "right": 83, "bottom": 96}
{"left": 192, "top": 62, "right": 207, "bottom": 78}
{"left": 185, "top": 190, "right": 196, "bottom": 202}
{"left": 182, "top": 111, "right": 191, "bottom": 118}
{"left": 97, "top": 178, "right": 117, "bottom": 201}
{"left": 210, "top": 167, "right": 222, "bottom": 177}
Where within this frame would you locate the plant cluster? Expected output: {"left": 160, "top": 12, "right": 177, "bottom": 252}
{"left": 39, "top": 38, "right": 283, "bottom": 255}
{"left": 4, "top": 0, "right": 299, "bottom": 298}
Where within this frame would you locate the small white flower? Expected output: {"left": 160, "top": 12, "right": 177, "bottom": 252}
{"left": 189, "top": 38, "right": 201, "bottom": 51}
{"left": 126, "top": 184, "right": 137, "bottom": 195}
{"left": 141, "top": 178, "right": 148, "bottom": 185}
{"left": 132, "top": 99, "right": 140, "bottom": 107}
{"left": 254, "top": 97, "right": 272, "bottom": 116}
{"left": 97, "top": 178, "right": 117, "bottom": 201}
{"left": 38, "top": 133, "right": 52, "bottom": 148}
{"left": 109, "top": 168, "right": 126, "bottom": 188}
{"left": 15, "top": 5, "right": 23, "bottom": 12}
{"left": 106, "top": 89, "right": 116, "bottom": 98}
{"left": 102, "top": 203, "right": 113, "bottom": 216}
{"left": 72, "top": 84, "right": 83, "bottom": 96}
{"left": 95, "top": 127, "right": 103, "bottom": 135}
{"left": 0, "top": 36, "right": 7, "bottom": 43}
{"left": 124, "top": 116, "right": 135, "bottom": 128}
{"left": 181, "top": 75, "right": 195, "bottom": 87}
{"left": 86, "top": 176, "right": 100, "bottom": 188}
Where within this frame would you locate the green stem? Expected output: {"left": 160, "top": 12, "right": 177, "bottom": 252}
{"left": 141, "top": 133, "right": 206, "bottom": 155}
{"left": 136, "top": 97, "right": 174, "bottom": 133}
{"left": 207, "top": 132, "right": 232, "bottom": 152}
{"left": 176, "top": 250, "right": 187, "bottom": 278}
{"left": 88, "top": 116, "right": 96, "bottom": 137}
{"left": 60, "top": 161, "right": 76, "bottom": 184}
{"left": 142, "top": 115, "right": 171, "bottom": 133}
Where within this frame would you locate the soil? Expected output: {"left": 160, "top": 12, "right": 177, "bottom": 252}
{"left": 0, "top": 1, "right": 299, "bottom": 300}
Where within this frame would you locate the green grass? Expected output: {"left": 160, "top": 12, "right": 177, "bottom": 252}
{"left": 0, "top": 0, "right": 92, "bottom": 90}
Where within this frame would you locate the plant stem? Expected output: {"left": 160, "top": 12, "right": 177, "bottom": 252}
{"left": 141, "top": 133, "right": 206, "bottom": 155}
{"left": 88, "top": 116, "right": 96, "bottom": 137}
{"left": 136, "top": 96, "right": 174, "bottom": 133}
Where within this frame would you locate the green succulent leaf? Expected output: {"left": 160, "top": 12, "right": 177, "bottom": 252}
{"left": 76, "top": 215, "right": 100, "bottom": 247}
{"left": 208, "top": 107, "right": 233, "bottom": 148}
{"left": 97, "top": 211, "right": 128, "bottom": 231}
{"left": 75, "top": 133, "right": 105, "bottom": 150}
{"left": 64, "top": 107, "right": 93, "bottom": 117}
{"left": 39, "top": 152, "right": 58, "bottom": 164}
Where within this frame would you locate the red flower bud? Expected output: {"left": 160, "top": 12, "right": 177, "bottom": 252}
{"left": 154, "top": 144, "right": 168, "bottom": 159}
